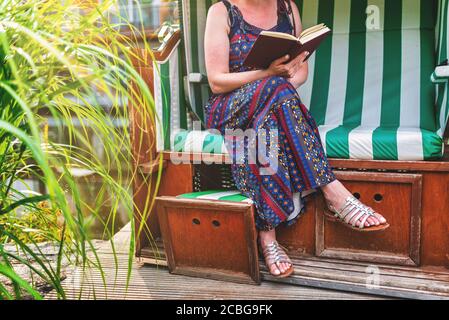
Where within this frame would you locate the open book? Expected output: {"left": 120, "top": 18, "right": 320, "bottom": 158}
{"left": 243, "top": 23, "right": 331, "bottom": 69}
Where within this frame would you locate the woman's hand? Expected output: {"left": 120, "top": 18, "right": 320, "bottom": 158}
{"left": 285, "top": 51, "right": 309, "bottom": 78}
{"left": 267, "top": 51, "right": 309, "bottom": 78}
{"left": 266, "top": 55, "right": 291, "bottom": 77}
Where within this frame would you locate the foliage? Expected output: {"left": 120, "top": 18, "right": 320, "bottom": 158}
{"left": 0, "top": 201, "right": 67, "bottom": 244}
{"left": 0, "top": 0, "right": 156, "bottom": 299}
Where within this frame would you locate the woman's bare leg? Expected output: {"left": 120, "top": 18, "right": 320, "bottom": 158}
{"left": 259, "top": 180, "right": 388, "bottom": 276}
{"left": 259, "top": 229, "right": 291, "bottom": 276}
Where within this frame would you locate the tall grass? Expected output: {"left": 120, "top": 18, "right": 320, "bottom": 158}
{"left": 0, "top": 0, "right": 156, "bottom": 299}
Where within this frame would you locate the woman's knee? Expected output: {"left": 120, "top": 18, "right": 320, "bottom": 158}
{"left": 262, "top": 76, "right": 297, "bottom": 93}
{"left": 264, "top": 75, "right": 287, "bottom": 84}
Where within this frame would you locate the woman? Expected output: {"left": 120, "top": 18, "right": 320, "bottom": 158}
{"left": 204, "top": 0, "right": 389, "bottom": 278}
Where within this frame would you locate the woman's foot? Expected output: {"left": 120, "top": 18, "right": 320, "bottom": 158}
{"left": 259, "top": 229, "right": 293, "bottom": 277}
{"left": 321, "top": 180, "right": 388, "bottom": 228}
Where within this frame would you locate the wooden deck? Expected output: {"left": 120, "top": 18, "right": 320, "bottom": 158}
{"left": 46, "top": 223, "right": 384, "bottom": 300}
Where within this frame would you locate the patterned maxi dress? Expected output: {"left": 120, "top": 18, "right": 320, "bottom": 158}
{"left": 204, "top": 0, "right": 336, "bottom": 231}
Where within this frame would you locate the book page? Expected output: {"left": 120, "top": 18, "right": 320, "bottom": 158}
{"left": 259, "top": 30, "right": 298, "bottom": 41}
{"left": 299, "top": 23, "right": 326, "bottom": 38}
{"left": 299, "top": 27, "right": 330, "bottom": 44}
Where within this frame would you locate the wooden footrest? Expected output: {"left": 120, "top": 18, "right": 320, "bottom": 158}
{"left": 261, "top": 255, "right": 449, "bottom": 300}
{"left": 139, "top": 238, "right": 449, "bottom": 299}
{"left": 156, "top": 195, "right": 260, "bottom": 285}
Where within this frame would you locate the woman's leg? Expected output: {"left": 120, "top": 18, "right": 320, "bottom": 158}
{"left": 218, "top": 76, "right": 386, "bottom": 275}
{"left": 259, "top": 228, "right": 292, "bottom": 276}
{"left": 259, "top": 180, "right": 387, "bottom": 276}
{"left": 321, "top": 180, "right": 387, "bottom": 227}
{"left": 259, "top": 179, "right": 389, "bottom": 276}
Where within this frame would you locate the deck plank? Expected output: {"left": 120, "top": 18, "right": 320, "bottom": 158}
{"left": 46, "top": 224, "right": 383, "bottom": 300}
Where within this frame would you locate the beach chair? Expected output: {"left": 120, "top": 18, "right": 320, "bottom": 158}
{"left": 130, "top": 0, "right": 449, "bottom": 298}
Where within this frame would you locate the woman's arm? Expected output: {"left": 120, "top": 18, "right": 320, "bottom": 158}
{"left": 204, "top": 3, "right": 295, "bottom": 94}
{"left": 287, "top": 1, "right": 309, "bottom": 89}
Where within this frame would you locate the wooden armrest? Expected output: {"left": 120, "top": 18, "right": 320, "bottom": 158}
{"left": 138, "top": 159, "right": 167, "bottom": 174}
{"left": 153, "top": 29, "right": 181, "bottom": 62}
{"left": 188, "top": 73, "right": 208, "bottom": 84}
{"left": 128, "top": 29, "right": 180, "bottom": 68}
{"left": 432, "top": 65, "right": 449, "bottom": 83}
{"left": 435, "top": 65, "right": 449, "bottom": 77}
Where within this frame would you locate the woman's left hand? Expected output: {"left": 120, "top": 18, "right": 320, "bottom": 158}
{"left": 284, "top": 51, "right": 309, "bottom": 78}
{"left": 285, "top": 51, "right": 309, "bottom": 89}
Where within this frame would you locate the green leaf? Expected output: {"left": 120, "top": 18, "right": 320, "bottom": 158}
{"left": 0, "top": 195, "right": 50, "bottom": 215}
{"left": 0, "top": 264, "right": 42, "bottom": 300}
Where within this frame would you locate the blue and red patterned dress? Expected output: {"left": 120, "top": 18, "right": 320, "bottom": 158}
{"left": 204, "top": 0, "right": 336, "bottom": 231}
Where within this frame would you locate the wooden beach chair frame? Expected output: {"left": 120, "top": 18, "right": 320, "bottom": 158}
{"left": 129, "top": 0, "right": 449, "bottom": 299}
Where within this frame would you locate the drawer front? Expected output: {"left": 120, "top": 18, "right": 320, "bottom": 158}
{"left": 316, "top": 171, "right": 422, "bottom": 266}
{"left": 157, "top": 197, "right": 260, "bottom": 284}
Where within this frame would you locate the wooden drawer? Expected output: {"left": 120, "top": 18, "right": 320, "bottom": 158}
{"left": 156, "top": 196, "right": 260, "bottom": 284}
{"left": 316, "top": 171, "right": 423, "bottom": 266}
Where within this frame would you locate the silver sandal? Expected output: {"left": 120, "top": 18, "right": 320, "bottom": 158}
{"left": 324, "top": 196, "right": 390, "bottom": 232}
{"left": 259, "top": 240, "right": 294, "bottom": 278}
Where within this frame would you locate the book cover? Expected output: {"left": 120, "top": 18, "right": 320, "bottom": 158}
{"left": 243, "top": 24, "right": 331, "bottom": 69}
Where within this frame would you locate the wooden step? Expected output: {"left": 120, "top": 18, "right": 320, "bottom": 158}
{"left": 138, "top": 240, "right": 449, "bottom": 300}
{"left": 261, "top": 255, "right": 449, "bottom": 300}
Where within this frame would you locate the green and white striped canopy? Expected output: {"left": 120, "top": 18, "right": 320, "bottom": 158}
{"left": 435, "top": 0, "right": 449, "bottom": 138}
{"left": 153, "top": 41, "right": 188, "bottom": 151}
{"left": 160, "top": 0, "right": 449, "bottom": 160}
{"left": 297, "top": 0, "right": 445, "bottom": 160}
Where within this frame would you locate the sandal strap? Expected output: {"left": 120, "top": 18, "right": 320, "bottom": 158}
{"left": 359, "top": 211, "right": 371, "bottom": 228}
{"left": 262, "top": 241, "right": 292, "bottom": 266}
{"left": 329, "top": 196, "right": 376, "bottom": 229}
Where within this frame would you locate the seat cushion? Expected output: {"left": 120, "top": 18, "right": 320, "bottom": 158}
{"left": 320, "top": 125, "right": 443, "bottom": 160}
{"left": 173, "top": 130, "right": 227, "bottom": 154}
{"left": 178, "top": 190, "right": 252, "bottom": 203}
{"left": 172, "top": 127, "right": 444, "bottom": 161}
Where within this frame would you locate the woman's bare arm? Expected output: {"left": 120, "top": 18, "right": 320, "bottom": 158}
{"left": 205, "top": 3, "right": 300, "bottom": 94}
{"left": 204, "top": 3, "right": 271, "bottom": 94}
{"left": 287, "top": 1, "right": 309, "bottom": 89}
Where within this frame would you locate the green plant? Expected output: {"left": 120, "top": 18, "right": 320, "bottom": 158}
{"left": 0, "top": 201, "right": 68, "bottom": 244}
{"left": 0, "top": 0, "right": 157, "bottom": 299}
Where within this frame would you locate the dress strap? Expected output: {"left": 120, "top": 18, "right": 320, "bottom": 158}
{"left": 278, "top": 0, "right": 296, "bottom": 36}
{"left": 221, "top": 0, "right": 237, "bottom": 28}
{"left": 222, "top": 0, "right": 232, "bottom": 10}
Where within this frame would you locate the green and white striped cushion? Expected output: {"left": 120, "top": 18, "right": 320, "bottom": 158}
{"left": 178, "top": 190, "right": 253, "bottom": 203}
{"left": 297, "top": 0, "right": 442, "bottom": 160}
{"left": 319, "top": 125, "right": 443, "bottom": 160}
{"left": 173, "top": 0, "right": 448, "bottom": 160}
{"left": 172, "top": 128, "right": 443, "bottom": 160}
{"left": 173, "top": 130, "right": 228, "bottom": 154}
{"left": 153, "top": 41, "right": 188, "bottom": 151}
{"left": 435, "top": 0, "right": 449, "bottom": 137}
{"left": 181, "top": 0, "right": 219, "bottom": 122}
